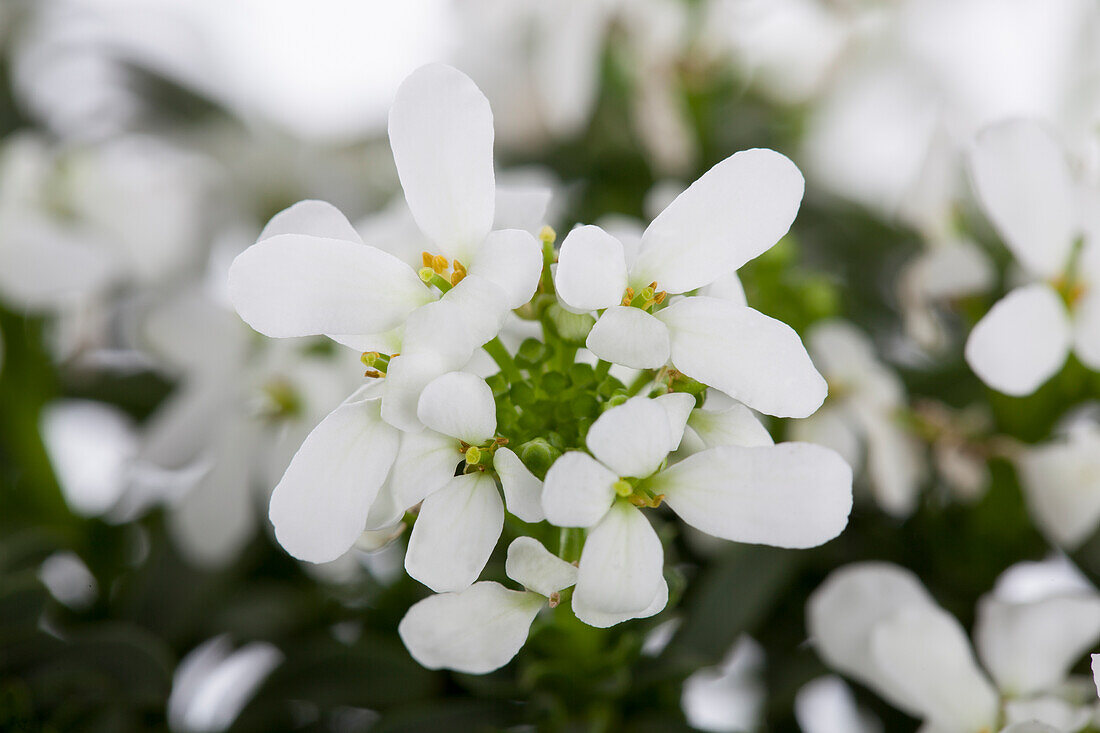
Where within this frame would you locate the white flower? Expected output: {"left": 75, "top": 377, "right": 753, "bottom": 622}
{"left": 543, "top": 394, "right": 852, "bottom": 625}
{"left": 795, "top": 676, "right": 882, "bottom": 733}
{"left": 681, "top": 635, "right": 767, "bottom": 733}
{"left": 553, "top": 148, "right": 827, "bottom": 418}
{"left": 807, "top": 561, "right": 1100, "bottom": 733}
{"left": 168, "top": 635, "right": 282, "bottom": 733}
{"left": 1014, "top": 417, "right": 1100, "bottom": 550}
{"left": 790, "top": 320, "right": 925, "bottom": 517}
{"left": 964, "top": 119, "right": 1100, "bottom": 396}
{"left": 397, "top": 537, "right": 577, "bottom": 674}
{"left": 228, "top": 64, "right": 544, "bottom": 431}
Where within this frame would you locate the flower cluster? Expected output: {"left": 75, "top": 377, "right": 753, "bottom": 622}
{"left": 227, "top": 64, "right": 854, "bottom": 673}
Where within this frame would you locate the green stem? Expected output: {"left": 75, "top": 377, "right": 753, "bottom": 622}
{"left": 558, "top": 527, "right": 584, "bottom": 563}
{"left": 594, "top": 360, "right": 611, "bottom": 381}
{"left": 483, "top": 337, "right": 523, "bottom": 383}
{"left": 626, "top": 371, "right": 653, "bottom": 396}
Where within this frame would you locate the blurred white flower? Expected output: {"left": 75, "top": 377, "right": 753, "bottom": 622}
{"left": 1014, "top": 417, "right": 1100, "bottom": 550}
{"left": 795, "top": 675, "right": 881, "bottom": 733}
{"left": 681, "top": 635, "right": 766, "bottom": 733}
{"left": 807, "top": 561, "right": 1100, "bottom": 733}
{"left": 964, "top": 119, "right": 1100, "bottom": 396}
{"left": 790, "top": 320, "right": 925, "bottom": 517}
{"left": 168, "top": 635, "right": 282, "bottom": 733}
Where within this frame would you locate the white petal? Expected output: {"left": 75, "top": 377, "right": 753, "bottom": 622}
{"left": 965, "top": 284, "right": 1071, "bottom": 396}
{"left": 586, "top": 307, "right": 670, "bottom": 369}
{"left": 1000, "top": 723, "right": 1062, "bottom": 733}
{"left": 404, "top": 472, "right": 504, "bottom": 592}
{"left": 494, "top": 447, "right": 545, "bottom": 523}
{"left": 398, "top": 582, "right": 542, "bottom": 674}
{"left": 653, "top": 442, "right": 852, "bottom": 548}
{"left": 494, "top": 183, "right": 552, "bottom": 233}
{"left": 440, "top": 273, "right": 511, "bottom": 349}
{"left": 654, "top": 392, "right": 696, "bottom": 454}
{"left": 573, "top": 502, "right": 664, "bottom": 615}
{"left": 806, "top": 562, "right": 938, "bottom": 717}
{"left": 269, "top": 398, "right": 399, "bottom": 563}
{"left": 870, "top": 606, "right": 1000, "bottom": 733}
{"left": 700, "top": 270, "right": 748, "bottom": 306}
{"left": 975, "top": 593, "right": 1100, "bottom": 696}
{"left": 852, "top": 407, "right": 923, "bottom": 519}
{"left": 585, "top": 396, "right": 673, "bottom": 478}
{"left": 968, "top": 120, "right": 1076, "bottom": 278}
{"left": 417, "top": 371, "right": 496, "bottom": 444}
{"left": 258, "top": 200, "right": 361, "bottom": 243}
{"left": 554, "top": 225, "right": 629, "bottom": 311}
{"left": 1072, "top": 287, "right": 1100, "bottom": 370}
{"left": 387, "top": 429, "right": 461, "bottom": 511}
{"left": 658, "top": 297, "right": 827, "bottom": 418}
{"left": 686, "top": 402, "right": 774, "bottom": 451}
{"left": 541, "top": 452, "right": 617, "bottom": 527}
{"left": 795, "top": 676, "right": 882, "bottom": 733}
{"left": 467, "top": 229, "right": 542, "bottom": 309}
{"left": 380, "top": 299, "right": 478, "bottom": 432}
{"left": 505, "top": 537, "right": 577, "bottom": 597}
{"left": 228, "top": 235, "right": 429, "bottom": 338}
{"left": 0, "top": 217, "right": 118, "bottom": 309}
{"left": 573, "top": 578, "right": 668, "bottom": 629}
{"left": 1016, "top": 423, "right": 1100, "bottom": 549}
{"left": 41, "top": 400, "right": 137, "bottom": 517}
{"left": 1093, "top": 654, "right": 1099, "bottom": 697}
{"left": 388, "top": 64, "right": 494, "bottom": 263}
{"left": 633, "top": 149, "right": 804, "bottom": 293}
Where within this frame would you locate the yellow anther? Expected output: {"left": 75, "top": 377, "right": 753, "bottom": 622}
{"left": 621, "top": 287, "right": 635, "bottom": 307}
{"left": 539, "top": 225, "right": 556, "bottom": 245}
{"left": 654, "top": 291, "right": 667, "bottom": 305}
{"left": 548, "top": 591, "right": 561, "bottom": 608}
{"left": 421, "top": 251, "right": 433, "bottom": 268}
{"left": 450, "top": 259, "right": 467, "bottom": 286}
{"left": 613, "top": 479, "right": 633, "bottom": 497}
{"left": 418, "top": 267, "right": 435, "bottom": 283}
{"left": 465, "top": 445, "right": 482, "bottom": 465}
{"left": 431, "top": 254, "right": 449, "bottom": 274}
{"left": 363, "top": 369, "right": 383, "bottom": 379}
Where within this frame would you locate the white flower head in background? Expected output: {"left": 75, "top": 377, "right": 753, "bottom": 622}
{"left": 790, "top": 320, "right": 925, "bottom": 517}
{"left": 964, "top": 118, "right": 1100, "bottom": 396}
{"left": 1014, "top": 414, "right": 1100, "bottom": 550}
{"left": 807, "top": 560, "right": 1100, "bottom": 733}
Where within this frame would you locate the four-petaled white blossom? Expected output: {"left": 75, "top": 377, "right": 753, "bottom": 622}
{"left": 553, "top": 149, "right": 827, "bottom": 419}
{"left": 964, "top": 119, "right": 1100, "bottom": 396}
{"left": 543, "top": 394, "right": 853, "bottom": 626}
{"left": 229, "top": 64, "right": 544, "bottom": 432}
